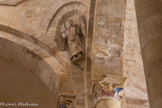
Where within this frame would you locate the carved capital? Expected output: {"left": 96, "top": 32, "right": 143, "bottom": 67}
{"left": 58, "top": 94, "right": 76, "bottom": 108}
{"left": 92, "top": 75, "right": 127, "bottom": 105}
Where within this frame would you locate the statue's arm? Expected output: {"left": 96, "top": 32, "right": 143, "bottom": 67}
{"left": 56, "top": 31, "right": 66, "bottom": 51}
{"left": 61, "top": 32, "right": 67, "bottom": 39}
{"left": 77, "top": 24, "right": 86, "bottom": 38}
{"left": 81, "top": 26, "right": 86, "bottom": 38}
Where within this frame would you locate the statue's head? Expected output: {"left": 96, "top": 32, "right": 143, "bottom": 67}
{"left": 64, "top": 20, "right": 73, "bottom": 29}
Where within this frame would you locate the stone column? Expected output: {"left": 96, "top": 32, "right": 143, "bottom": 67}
{"left": 134, "top": 0, "right": 162, "bottom": 107}
{"left": 92, "top": 75, "right": 127, "bottom": 108}
{"left": 96, "top": 97, "right": 120, "bottom": 108}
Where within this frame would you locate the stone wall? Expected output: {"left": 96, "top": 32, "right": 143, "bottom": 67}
{"left": 92, "top": 0, "right": 125, "bottom": 82}
{"left": 0, "top": 0, "right": 91, "bottom": 107}
{"left": 0, "top": 0, "right": 152, "bottom": 107}
{"left": 126, "top": 104, "right": 149, "bottom": 108}
{"left": 123, "top": 0, "right": 149, "bottom": 107}
{"left": 0, "top": 57, "right": 57, "bottom": 108}
{"left": 86, "top": 0, "right": 126, "bottom": 107}
{"left": 0, "top": 35, "right": 59, "bottom": 107}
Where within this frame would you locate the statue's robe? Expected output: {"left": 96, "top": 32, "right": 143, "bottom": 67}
{"left": 62, "top": 26, "right": 84, "bottom": 61}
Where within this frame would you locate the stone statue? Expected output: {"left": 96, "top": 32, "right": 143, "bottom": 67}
{"left": 56, "top": 20, "right": 86, "bottom": 64}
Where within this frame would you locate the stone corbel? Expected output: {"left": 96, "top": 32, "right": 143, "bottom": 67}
{"left": 58, "top": 94, "right": 76, "bottom": 108}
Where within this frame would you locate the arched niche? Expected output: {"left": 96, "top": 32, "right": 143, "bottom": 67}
{"left": 45, "top": 2, "right": 89, "bottom": 107}
{"left": 47, "top": 1, "right": 87, "bottom": 38}
{"left": 46, "top": 1, "right": 88, "bottom": 68}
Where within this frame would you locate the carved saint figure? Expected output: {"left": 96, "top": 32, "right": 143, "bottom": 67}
{"left": 56, "top": 20, "right": 85, "bottom": 64}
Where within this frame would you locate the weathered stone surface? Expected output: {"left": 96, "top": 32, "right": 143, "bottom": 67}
{"left": 92, "top": 0, "right": 125, "bottom": 80}
{"left": 0, "top": 44, "right": 58, "bottom": 108}
{"left": 0, "top": 0, "right": 154, "bottom": 107}
{"left": 126, "top": 104, "right": 149, "bottom": 108}
{"left": 134, "top": 0, "right": 162, "bottom": 107}
{"left": 123, "top": 0, "right": 149, "bottom": 107}
{"left": 96, "top": 97, "right": 120, "bottom": 108}
{"left": 0, "top": 0, "right": 25, "bottom": 6}
{"left": 0, "top": 1, "right": 90, "bottom": 107}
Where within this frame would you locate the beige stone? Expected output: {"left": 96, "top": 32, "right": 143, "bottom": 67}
{"left": 0, "top": 0, "right": 158, "bottom": 107}
{"left": 96, "top": 97, "right": 120, "bottom": 108}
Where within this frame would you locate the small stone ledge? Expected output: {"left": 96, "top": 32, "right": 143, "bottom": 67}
{"left": 0, "top": 0, "right": 25, "bottom": 6}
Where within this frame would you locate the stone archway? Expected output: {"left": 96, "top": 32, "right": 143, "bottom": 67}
{"left": 0, "top": 0, "right": 91, "bottom": 107}
{"left": 0, "top": 57, "right": 57, "bottom": 108}
{"left": 0, "top": 26, "right": 68, "bottom": 107}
